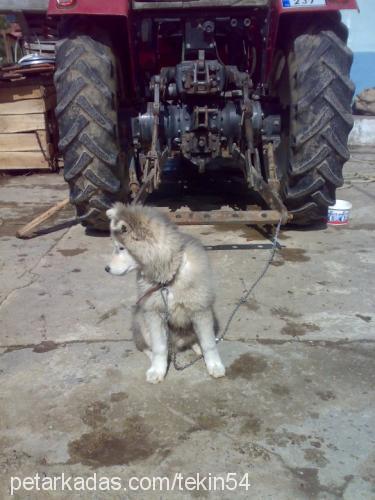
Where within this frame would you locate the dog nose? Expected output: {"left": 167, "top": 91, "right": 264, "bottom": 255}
{"left": 105, "top": 265, "right": 110, "bottom": 273}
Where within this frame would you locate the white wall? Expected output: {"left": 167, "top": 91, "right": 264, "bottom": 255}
{"left": 341, "top": 0, "right": 375, "bottom": 94}
{"left": 341, "top": 0, "right": 375, "bottom": 52}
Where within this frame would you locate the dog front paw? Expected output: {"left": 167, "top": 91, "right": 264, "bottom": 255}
{"left": 146, "top": 366, "right": 166, "bottom": 384}
{"left": 207, "top": 361, "right": 225, "bottom": 379}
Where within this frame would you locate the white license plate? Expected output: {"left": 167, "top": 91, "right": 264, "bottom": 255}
{"left": 282, "top": 0, "right": 326, "bottom": 7}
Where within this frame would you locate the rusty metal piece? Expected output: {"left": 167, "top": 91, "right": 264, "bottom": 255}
{"left": 166, "top": 209, "right": 289, "bottom": 226}
{"left": 132, "top": 169, "right": 156, "bottom": 205}
{"left": 129, "top": 156, "right": 140, "bottom": 198}
{"left": 266, "top": 141, "right": 280, "bottom": 191}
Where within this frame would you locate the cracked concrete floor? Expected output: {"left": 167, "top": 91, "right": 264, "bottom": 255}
{"left": 0, "top": 151, "right": 374, "bottom": 499}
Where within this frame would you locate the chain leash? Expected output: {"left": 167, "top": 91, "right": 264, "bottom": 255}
{"left": 160, "top": 218, "right": 282, "bottom": 371}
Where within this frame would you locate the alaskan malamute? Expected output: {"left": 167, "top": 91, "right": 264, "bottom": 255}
{"left": 106, "top": 203, "right": 225, "bottom": 383}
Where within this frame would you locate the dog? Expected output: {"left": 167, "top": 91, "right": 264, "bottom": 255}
{"left": 105, "top": 203, "right": 225, "bottom": 383}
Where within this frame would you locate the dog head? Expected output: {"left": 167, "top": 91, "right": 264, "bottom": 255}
{"left": 106, "top": 203, "right": 180, "bottom": 282}
{"left": 105, "top": 203, "right": 140, "bottom": 276}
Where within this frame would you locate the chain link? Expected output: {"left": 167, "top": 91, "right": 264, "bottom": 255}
{"left": 160, "top": 218, "right": 282, "bottom": 371}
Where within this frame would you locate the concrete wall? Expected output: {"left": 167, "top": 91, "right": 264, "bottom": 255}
{"left": 342, "top": 0, "right": 375, "bottom": 95}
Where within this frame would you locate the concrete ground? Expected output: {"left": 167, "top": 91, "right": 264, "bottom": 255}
{"left": 0, "top": 150, "right": 374, "bottom": 499}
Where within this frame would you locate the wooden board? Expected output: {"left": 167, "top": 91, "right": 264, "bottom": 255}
{"left": 0, "top": 114, "right": 46, "bottom": 133}
{"left": 0, "top": 84, "right": 55, "bottom": 103}
{"left": 0, "top": 152, "right": 50, "bottom": 170}
{"left": 0, "top": 96, "right": 56, "bottom": 115}
{"left": 0, "top": 132, "right": 48, "bottom": 152}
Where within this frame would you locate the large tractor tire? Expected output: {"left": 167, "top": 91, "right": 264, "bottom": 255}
{"left": 54, "top": 29, "right": 125, "bottom": 229}
{"left": 274, "top": 18, "right": 354, "bottom": 225}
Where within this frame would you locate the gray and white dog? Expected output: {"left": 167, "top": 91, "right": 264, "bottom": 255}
{"left": 106, "top": 203, "right": 225, "bottom": 383}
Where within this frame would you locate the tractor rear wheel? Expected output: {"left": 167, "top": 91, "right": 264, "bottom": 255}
{"left": 274, "top": 18, "right": 354, "bottom": 225}
{"left": 54, "top": 29, "right": 125, "bottom": 229}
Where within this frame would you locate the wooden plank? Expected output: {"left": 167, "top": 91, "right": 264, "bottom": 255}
{"left": 0, "top": 114, "right": 46, "bottom": 133}
{"left": 0, "top": 96, "right": 56, "bottom": 114}
{"left": 0, "top": 132, "right": 47, "bottom": 152}
{"left": 0, "top": 85, "right": 53, "bottom": 103}
{"left": 0, "top": 98, "right": 49, "bottom": 115}
{"left": 0, "top": 151, "right": 50, "bottom": 170}
{"left": 16, "top": 198, "right": 70, "bottom": 239}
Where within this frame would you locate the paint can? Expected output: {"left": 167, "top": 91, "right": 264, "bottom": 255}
{"left": 327, "top": 200, "right": 352, "bottom": 226}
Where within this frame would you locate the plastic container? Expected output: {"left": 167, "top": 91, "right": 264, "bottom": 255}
{"left": 327, "top": 199, "right": 352, "bottom": 226}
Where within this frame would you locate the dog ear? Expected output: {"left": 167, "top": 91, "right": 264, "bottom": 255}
{"left": 106, "top": 208, "right": 117, "bottom": 220}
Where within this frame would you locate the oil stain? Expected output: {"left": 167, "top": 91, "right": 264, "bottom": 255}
{"left": 356, "top": 314, "right": 372, "bottom": 323}
{"left": 281, "top": 321, "right": 320, "bottom": 337}
{"left": 271, "top": 307, "right": 302, "bottom": 319}
{"left": 82, "top": 401, "right": 109, "bottom": 428}
{"left": 58, "top": 248, "right": 87, "bottom": 257}
{"left": 227, "top": 353, "right": 267, "bottom": 380}
{"left": 33, "top": 340, "right": 59, "bottom": 353}
{"left": 4, "top": 341, "right": 58, "bottom": 353}
{"left": 271, "top": 260, "right": 284, "bottom": 267}
{"left": 68, "top": 417, "right": 158, "bottom": 467}
{"left": 280, "top": 248, "right": 310, "bottom": 262}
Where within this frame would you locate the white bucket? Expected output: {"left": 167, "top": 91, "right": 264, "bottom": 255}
{"left": 327, "top": 199, "right": 352, "bottom": 226}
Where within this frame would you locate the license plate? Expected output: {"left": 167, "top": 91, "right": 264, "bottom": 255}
{"left": 282, "top": 0, "right": 326, "bottom": 7}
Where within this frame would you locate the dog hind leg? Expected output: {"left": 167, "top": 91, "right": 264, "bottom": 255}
{"left": 192, "top": 309, "right": 225, "bottom": 378}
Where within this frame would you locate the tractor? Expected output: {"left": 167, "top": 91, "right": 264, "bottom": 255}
{"left": 46, "top": 0, "right": 357, "bottom": 228}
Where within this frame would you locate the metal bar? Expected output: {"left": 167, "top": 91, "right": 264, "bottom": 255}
{"left": 166, "top": 209, "right": 288, "bottom": 225}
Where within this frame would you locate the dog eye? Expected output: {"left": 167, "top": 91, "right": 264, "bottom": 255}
{"left": 119, "top": 246, "right": 125, "bottom": 251}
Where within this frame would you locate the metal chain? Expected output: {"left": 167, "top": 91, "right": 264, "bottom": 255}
{"left": 160, "top": 218, "right": 282, "bottom": 371}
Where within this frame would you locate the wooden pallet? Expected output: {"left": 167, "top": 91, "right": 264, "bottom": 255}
{"left": 0, "top": 81, "right": 58, "bottom": 171}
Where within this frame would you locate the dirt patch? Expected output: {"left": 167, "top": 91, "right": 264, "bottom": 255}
{"left": 271, "top": 307, "right": 302, "bottom": 319}
{"left": 227, "top": 353, "right": 267, "bottom": 380}
{"left": 271, "top": 384, "right": 290, "bottom": 396}
{"left": 97, "top": 307, "right": 119, "bottom": 324}
{"left": 281, "top": 321, "right": 320, "bottom": 337}
{"left": 267, "top": 431, "right": 307, "bottom": 447}
{"left": 244, "top": 299, "right": 259, "bottom": 311}
{"left": 193, "top": 414, "right": 223, "bottom": 431}
{"left": 303, "top": 448, "right": 329, "bottom": 467}
{"left": 347, "top": 223, "right": 375, "bottom": 231}
{"left": 110, "top": 392, "right": 128, "bottom": 402}
{"left": 213, "top": 224, "right": 261, "bottom": 241}
{"left": 58, "top": 248, "right": 87, "bottom": 257}
{"left": 356, "top": 314, "right": 372, "bottom": 323}
{"left": 280, "top": 248, "right": 310, "bottom": 262}
{"left": 316, "top": 390, "right": 336, "bottom": 401}
{"left": 240, "top": 414, "right": 262, "bottom": 434}
{"left": 68, "top": 417, "right": 158, "bottom": 467}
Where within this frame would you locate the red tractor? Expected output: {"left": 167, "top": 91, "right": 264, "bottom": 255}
{"left": 48, "top": 0, "right": 358, "bottom": 228}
